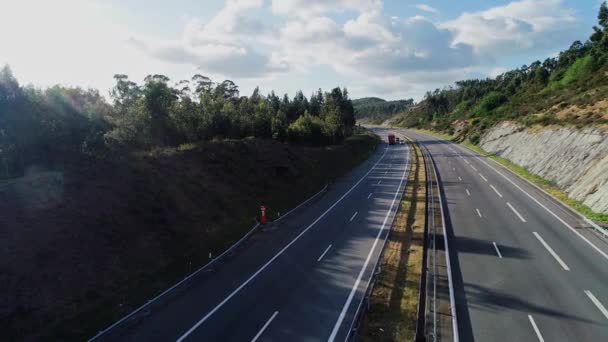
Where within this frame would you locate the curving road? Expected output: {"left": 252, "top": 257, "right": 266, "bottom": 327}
{"left": 96, "top": 139, "right": 411, "bottom": 341}
{"left": 395, "top": 128, "right": 608, "bottom": 342}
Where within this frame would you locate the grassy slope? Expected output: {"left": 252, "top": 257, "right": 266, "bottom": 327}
{"left": 389, "top": 53, "right": 608, "bottom": 144}
{"left": 358, "top": 138, "right": 426, "bottom": 341}
{"left": 411, "top": 128, "right": 608, "bottom": 223}
{"left": 0, "top": 131, "right": 379, "bottom": 341}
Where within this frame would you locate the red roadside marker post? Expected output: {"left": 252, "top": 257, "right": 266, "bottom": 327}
{"left": 260, "top": 205, "right": 267, "bottom": 225}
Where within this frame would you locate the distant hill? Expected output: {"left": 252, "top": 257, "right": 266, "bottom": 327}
{"left": 353, "top": 97, "right": 414, "bottom": 124}
{"left": 390, "top": 3, "right": 608, "bottom": 143}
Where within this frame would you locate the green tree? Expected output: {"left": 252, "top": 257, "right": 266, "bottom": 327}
{"left": 142, "top": 74, "right": 177, "bottom": 145}
{"left": 599, "top": 1, "right": 608, "bottom": 29}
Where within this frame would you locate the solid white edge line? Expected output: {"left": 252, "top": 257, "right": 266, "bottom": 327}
{"left": 466, "top": 189, "right": 471, "bottom": 196}
{"left": 479, "top": 173, "right": 488, "bottom": 182}
{"left": 349, "top": 211, "right": 358, "bottom": 222}
{"left": 506, "top": 202, "right": 527, "bottom": 223}
{"left": 328, "top": 145, "right": 409, "bottom": 342}
{"left": 427, "top": 146, "right": 460, "bottom": 342}
{"left": 367, "top": 193, "right": 373, "bottom": 199}
{"left": 489, "top": 184, "right": 503, "bottom": 198}
{"left": 533, "top": 232, "right": 570, "bottom": 271}
{"left": 528, "top": 315, "right": 545, "bottom": 342}
{"left": 175, "top": 147, "right": 390, "bottom": 342}
{"left": 251, "top": 311, "right": 279, "bottom": 342}
{"left": 492, "top": 242, "right": 503, "bottom": 258}
{"left": 317, "top": 244, "right": 333, "bottom": 262}
{"left": 584, "top": 290, "right": 608, "bottom": 320}
{"left": 476, "top": 208, "right": 482, "bottom": 218}
{"left": 451, "top": 143, "right": 608, "bottom": 261}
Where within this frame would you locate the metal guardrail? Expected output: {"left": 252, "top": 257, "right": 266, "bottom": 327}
{"left": 89, "top": 184, "right": 329, "bottom": 341}
{"left": 423, "top": 143, "right": 439, "bottom": 341}
{"left": 88, "top": 221, "right": 260, "bottom": 342}
{"left": 414, "top": 141, "right": 430, "bottom": 341}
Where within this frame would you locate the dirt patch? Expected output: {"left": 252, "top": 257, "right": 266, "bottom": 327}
{"left": 0, "top": 133, "right": 379, "bottom": 341}
{"left": 554, "top": 99, "right": 608, "bottom": 121}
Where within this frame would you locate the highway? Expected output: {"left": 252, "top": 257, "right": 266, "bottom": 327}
{"left": 394, "top": 128, "right": 608, "bottom": 341}
{"left": 98, "top": 139, "right": 411, "bottom": 341}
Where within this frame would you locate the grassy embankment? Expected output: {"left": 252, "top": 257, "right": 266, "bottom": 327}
{"left": 358, "top": 138, "right": 426, "bottom": 341}
{"left": 2, "top": 130, "right": 379, "bottom": 341}
{"left": 413, "top": 128, "right": 608, "bottom": 223}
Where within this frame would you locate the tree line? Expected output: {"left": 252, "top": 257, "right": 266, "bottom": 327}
{"left": 0, "top": 70, "right": 355, "bottom": 178}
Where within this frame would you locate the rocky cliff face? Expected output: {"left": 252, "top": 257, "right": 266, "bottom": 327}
{"left": 479, "top": 122, "right": 608, "bottom": 214}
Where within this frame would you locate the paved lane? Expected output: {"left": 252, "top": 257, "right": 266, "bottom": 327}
{"left": 99, "top": 139, "right": 410, "bottom": 342}
{"left": 398, "top": 128, "right": 608, "bottom": 342}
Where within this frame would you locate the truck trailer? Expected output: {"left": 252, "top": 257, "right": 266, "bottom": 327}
{"left": 388, "top": 134, "right": 396, "bottom": 145}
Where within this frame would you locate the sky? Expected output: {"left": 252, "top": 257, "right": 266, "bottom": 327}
{"left": 0, "top": 0, "right": 603, "bottom": 101}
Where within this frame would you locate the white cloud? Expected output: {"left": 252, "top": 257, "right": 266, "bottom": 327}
{"left": 126, "top": 0, "right": 287, "bottom": 79}
{"left": 0, "top": 0, "right": 584, "bottom": 100}
{"left": 442, "top": 0, "right": 577, "bottom": 55}
{"left": 414, "top": 4, "right": 439, "bottom": 14}
{"left": 279, "top": 13, "right": 475, "bottom": 76}
{"left": 271, "top": 0, "right": 382, "bottom": 17}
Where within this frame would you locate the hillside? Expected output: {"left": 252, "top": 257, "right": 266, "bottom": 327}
{"left": 353, "top": 97, "right": 414, "bottom": 124}
{"left": 0, "top": 132, "right": 378, "bottom": 341}
{"left": 390, "top": 4, "right": 608, "bottom": 144}
{"left": 386, "top": 4, "right": 608, "bottom": 217}
{"left": 0, "top": 61, "right": 368, "bottom": 340}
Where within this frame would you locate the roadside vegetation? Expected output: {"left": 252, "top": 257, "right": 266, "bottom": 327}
{"left": 0, "top": 68, "right": 356, "bottom": 180}
{"left": 353, "top": 97, "right": 414, "bottom": 124}
{"left": 391, "top": 3, "right": 608, "bottom": 142}
{"left": 358, "top": 138, "right": 426, "bottom": 341}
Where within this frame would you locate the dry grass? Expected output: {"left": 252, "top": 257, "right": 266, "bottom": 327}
{"left": 358, "top": 139, "right": 426, "bottom": 341}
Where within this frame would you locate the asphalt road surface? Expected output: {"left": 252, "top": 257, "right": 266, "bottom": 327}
{"left": 393, "top": 128, "right": 608, "bottom": 342}
{"left": 101, "top": 139, "right": 411, "bottom": 342}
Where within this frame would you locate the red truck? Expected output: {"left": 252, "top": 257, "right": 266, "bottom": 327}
{"left": 388, "top": 134, "right": 396, "bottom": 145}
